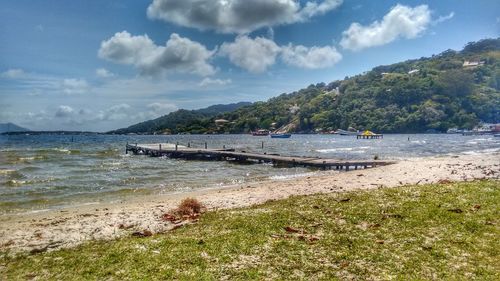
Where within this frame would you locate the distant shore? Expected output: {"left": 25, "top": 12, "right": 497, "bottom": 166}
{"left": 0, "top": 152, "right": 498, "bottom": 254}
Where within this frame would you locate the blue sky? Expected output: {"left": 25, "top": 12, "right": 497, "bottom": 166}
{"left": 1, "top": 0, "right": 498, "bottom": 132}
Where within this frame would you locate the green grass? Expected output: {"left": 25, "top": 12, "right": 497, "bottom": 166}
{"left": 1, "top": 180, "right": 499, "bottom": 280}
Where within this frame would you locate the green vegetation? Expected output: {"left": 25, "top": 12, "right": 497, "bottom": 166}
{"left": 2, "top": 180, "right": 499, "bottom": 280}
{"left": 112, "top": 38, "right": 500, "bottom": 134}
{"left": 109, "top": 102, "right": 252, "bottom": 134}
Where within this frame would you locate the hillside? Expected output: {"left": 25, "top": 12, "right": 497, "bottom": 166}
{"left": 0, "top": 123, "right": 30, "bottom": 133}
{"left": 109, "top": 102, "right": 252, "bottom": 134}
{"left": 114, "top": 38, "right": 499, "bottom": 134}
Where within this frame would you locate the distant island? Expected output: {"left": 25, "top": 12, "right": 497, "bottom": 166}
{"left": 109, "top": 38, "right": 499, "bottom": 135}
{"left": 0, "top": 123, "right": 30, "bottom": 133}
{"left": 1, "top": 130, "right": 100, "bottom": 136}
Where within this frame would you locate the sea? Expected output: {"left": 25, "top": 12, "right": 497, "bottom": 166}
{"left": 0, "top": 134, "right": 499, "bottom": 215}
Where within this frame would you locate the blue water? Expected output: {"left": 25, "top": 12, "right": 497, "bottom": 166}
{"left": 0, "top": 134, "right": 498, "bottom": 215}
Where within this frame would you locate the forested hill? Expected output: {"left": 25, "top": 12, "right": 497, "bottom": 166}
{"left": 111, "top": 38, "right": 500, "bottom": 134}
{"left": 109, "top": 102, "right": 252, "bottom": 134}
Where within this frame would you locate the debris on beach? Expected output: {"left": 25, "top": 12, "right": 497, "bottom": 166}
{"left": 131, "top": 230, "right": 153, "bottom": 238}
{"left": 161, "top": 198, "right": 205, "bottom": 225}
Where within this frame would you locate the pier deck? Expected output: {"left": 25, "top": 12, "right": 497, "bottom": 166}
{"left": 126, "top": 143, "right": 395, "bottom": 170}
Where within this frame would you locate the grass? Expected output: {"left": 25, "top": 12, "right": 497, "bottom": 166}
{"left": 1, "top": 180, "right": 499, "bottom": 280}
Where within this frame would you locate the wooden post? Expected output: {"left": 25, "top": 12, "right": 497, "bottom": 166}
{"left": 175, "top": 143, "right": 178, "bottom": 151}
{"left": 159, "top": 144, "right": 162, "bottom": 152}
{"left": 188, "top": 142, "right": 191, "bottom": 148}
{"left": 205, "top": 142, "right": 207, "bottom": 149}
{"left": 223, "top": 145, "right": 226, "bottom": 150}
{"left": 261, "top": 141, "right": 264, "bottom": 149}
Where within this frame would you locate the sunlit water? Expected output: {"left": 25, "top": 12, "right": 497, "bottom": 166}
{"left": 0, "top": 134, "right": 498, "bottom": 215}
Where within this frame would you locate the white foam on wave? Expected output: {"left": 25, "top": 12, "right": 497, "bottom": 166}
{"left": 53, "top": 148, "right": 71, "bottom": 153}
{"left": 316, "top": 146, "right": 369, "bottom": 153}
{"left": 461, "top": 147, "right": 500, "bottom": 155}
{"left": 0, "top": 169, "right": 16, "bottom": 174}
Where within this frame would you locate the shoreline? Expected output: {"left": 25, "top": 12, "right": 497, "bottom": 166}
{"left": 0, "top": 152, "right": 499, "bottom": 254}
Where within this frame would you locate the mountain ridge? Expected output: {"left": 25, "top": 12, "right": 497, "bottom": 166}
{"left": 0, "top": 123, "right": 30, "bottom": 133}
{"left": 111, "top": 38, "right": 500, "bottom": 134}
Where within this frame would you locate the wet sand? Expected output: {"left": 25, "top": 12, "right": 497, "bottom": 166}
{"left": 0, "top": 152, "right": 498, "bottom": 254}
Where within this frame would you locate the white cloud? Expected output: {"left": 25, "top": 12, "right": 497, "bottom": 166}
{"left": 299, "top": 0, "right": 343, "bottom": 19}
{"left": 220, "top": 36, "right": 281, "bottom": 73}
{"left": 147, "top": 0, "right": 342, "bottom": 34}
{"left": 1, "top": 69, "right": 25, "bottom": 79}
{"left": 199, "top": 77, "right": 232, "bottom": 87}
{"left": 220, "top": 36, "right": 343, "bottom": 72}
{"left": 61, "top": 78, "right": 89, "bottom": 95}
{"left": 281, "top": 44, "right": 342, "bottom": 69}
{"left": 147, "top": 102, "right": 177, "bottom": 113}
{"left": 434, "top": 12, "right": 454, "bottom": 24}
{"left": 55, "top": 105, "right": 75, "bottom": 118}
{"left": 96, "top": 68, "right": 115, "bottom": 78}
{"left": 96, "top": 103, "right": 132, "bottom": 121}
{"left": 340, "top": 4, "right": 431, "bottom": 51}
{"left": 98, "top": 31, "right": 216, "bottom": 77}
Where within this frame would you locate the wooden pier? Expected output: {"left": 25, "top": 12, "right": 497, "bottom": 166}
{"left": 356, "top": 134, "right": 383, "bottom": 139}
{"left": 125, "top": 143, "right": 395, "bottom": 170}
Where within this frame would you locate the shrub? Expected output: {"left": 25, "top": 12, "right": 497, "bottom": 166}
{"left": 175, "top": 198, "right": 204, "bottom": 216}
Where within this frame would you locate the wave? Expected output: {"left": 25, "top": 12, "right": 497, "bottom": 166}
{"left": 316, "top": 146, "right": 370, "bottom": 153}
{"left": 4, "top": 179, "right": 27, "bottom": 187}
{"left": 0, "top": 169, "right": 16, "bottom": 174}
{"left": 460, "top": 147, "right": 500, "bottom": 155}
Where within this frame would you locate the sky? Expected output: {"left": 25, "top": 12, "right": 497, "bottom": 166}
{"left": 1, "top": 0, "right": 499, "bottom": 132}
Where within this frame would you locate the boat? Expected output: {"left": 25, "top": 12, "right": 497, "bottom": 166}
{"left": 335, "top": 129, "right": 358, "bottom": 136}
{"left": 270, "top": 133, "right": 291, "bottom": 138}
{"left": 252, "top": 129, "right": 270, "bottom": 136}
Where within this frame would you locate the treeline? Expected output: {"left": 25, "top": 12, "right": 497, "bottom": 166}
{"left": 111, "top": 38, "right": 500, "bottom": 134}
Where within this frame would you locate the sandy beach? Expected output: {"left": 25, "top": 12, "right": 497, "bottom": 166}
{"left": 1, "top": 152, "right": 498, "bottom": 254}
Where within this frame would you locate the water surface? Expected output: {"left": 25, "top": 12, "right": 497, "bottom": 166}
{"left": 0, "top": 134, "right": 498, "bottom": 215}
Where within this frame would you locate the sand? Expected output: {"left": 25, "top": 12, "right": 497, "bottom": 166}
{"left": 0, "top": 152, "right": 498, "bottom": 254}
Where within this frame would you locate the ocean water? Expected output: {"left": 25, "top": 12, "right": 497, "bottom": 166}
{"left": 0, "top": 134, "right": 498, "bottom": 215}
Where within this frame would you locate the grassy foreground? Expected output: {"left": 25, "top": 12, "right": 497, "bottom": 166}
{"left": 1, "top": 180, "right": 499, "bottom": 280}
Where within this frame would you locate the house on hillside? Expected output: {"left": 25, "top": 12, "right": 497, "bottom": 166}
{"left": 408, "top": 69, "right": 420, "bottom": 75}
{"left": 214, "top": 119, "right": 229, "bottom": 127}
{"left": 463, "top": 60, "right": 485, "bottom": 68}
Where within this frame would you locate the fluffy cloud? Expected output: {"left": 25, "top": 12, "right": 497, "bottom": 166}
{"left": 340, "top": 4, "right": 431, "bottom": 51}
{"left": 220, "top": 36, "right": 343, "bottom": 72}
{"left": 220, "top": 36, "right": 281, "bottom": 73}
{"left": 96, "top": 103, "right": 132, "bottom": 121}
{"left": 55, "top": 105, "right": 75, "bottom": 118}
{"left": 62, "top": 78, "right": 89, "bottom": 95}
{"left": 1, "top": 69, "right": 25, "bottom": 79}
{"left": 199, "top": 78, "right": 232, "bottom": 87}
{"left": 147, "top": 0, "right": 342, "bottom": 34}
{"left": 98, "top": 31, "right": 216, "bottom": 77}
{"left": 147, "top": 102, "right": 177, "bottom": 113}
{"left": 281, "top": 44, "right": 342, "bottom": 69}
{"left": 96, "top": 68, "right": 115, "bottom": 78}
